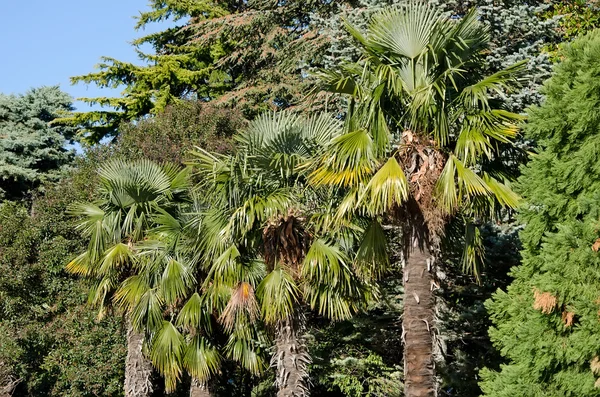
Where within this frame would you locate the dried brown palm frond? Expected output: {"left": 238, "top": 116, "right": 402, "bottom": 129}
{"left": 219, "top": 282, "right": 259, "bottom": 331}
{"left": 262, "top": 211, "right": 309, "bottom": 274}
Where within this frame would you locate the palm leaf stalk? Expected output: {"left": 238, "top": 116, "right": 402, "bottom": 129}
{"left": 190, "top": 112, "right": 380, "bottom": 397}
{"left": 310, "top": 3, "right": 524, "bottom": 396}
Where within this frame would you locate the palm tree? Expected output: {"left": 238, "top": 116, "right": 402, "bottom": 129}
{"left": 191, "top": 112, "right": 376, "bottom": 396}
{"left": 67, "top": 159, "right": 192, "bottom": 397}
{"left": 117, "top": 190, "right": 266, "bottom": 396}
{"left": 311, "top": 3, "right": 523, "bottom": 396}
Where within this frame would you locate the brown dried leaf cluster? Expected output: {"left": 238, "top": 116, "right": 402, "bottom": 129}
{"left": 533, "top": 288, "right": 557, "bottom": 314}
{"left": 592, "top": 238, "right": 600, "bottom": 252}
{"left": 591, "top": 356, "right": 600, "bottom": 375}
{"left": 220, "top": 282, "right": 259, "bottom": 331}
{"left": 561, "top": 310, "right": 575, "bottom": 327}
{"left": 262, "top": 212, "right": 308, "bottom": 275}
{"left": 398, "top": 130, "right": 447, "bottom": 236}
{"left": 592, "top": 357, "right": 600, "bottom": 389}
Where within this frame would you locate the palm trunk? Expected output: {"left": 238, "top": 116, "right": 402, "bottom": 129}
{"left": 189, "top": 379, "right": 212, "bottom": 397}
{"left": 403, "top": 240, "right": 435, "bottom": 397}
{"left": 272, "top": 315, "right": 310, "bottom": 397}
{"left": 124, "top": 317, "right": 154, "bottom": 397}
{"left": 0, "top": 377, "right": 19, "bottom": 397}
{"left": 0, "top": 362, "right": 19, "bottom": 397}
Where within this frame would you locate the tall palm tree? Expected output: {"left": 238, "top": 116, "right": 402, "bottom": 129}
{"left": 67, "top": 159, "right": 192, "bottom": 397}
{"left": 191, "top": 112, "right": 377, "bottom": 396}
{"left": 311, "top": 3, "right": 523, "bottom": 396}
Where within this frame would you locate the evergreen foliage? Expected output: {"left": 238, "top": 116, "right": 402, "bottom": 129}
{"left": 546, "top": 1, "right": 600, "bottom": 45}
{"left": 64, "top": 0, "right": 559, "bottom": 142}
{"left": 64, "top": 0, "right": 350, "bottom": 141}
{"left": 0, "top": 152, "right": 126, "bottom": 397}
{"left": 481, "top": 30, "right": 600, "bottom": 397}
{"left": 0, "top": 86, "right": 76, "bottom": 201}
{"left": 116, "top": 101, "right": 245, "bottom": 164}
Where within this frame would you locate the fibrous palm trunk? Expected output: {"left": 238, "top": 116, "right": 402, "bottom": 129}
{"left": 0, "top": 377, "right": 19, "bottom": 397}
{"left": 124, "top": 317, "right": 154, "bottom": 397}
{"left": 189, "top": 379, "right": 212, "bottom": 397}
{"left": 403, "top": 239, "right": 435, "bottom": 397}
{"left": 272, "top": 315, "right": 311, "bottom": 397}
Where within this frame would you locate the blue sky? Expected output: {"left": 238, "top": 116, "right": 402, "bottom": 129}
{"left": 0, "top": 0, "right": 172, "bottom": 111}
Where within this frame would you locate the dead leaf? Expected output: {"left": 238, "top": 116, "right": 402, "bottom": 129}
{"left": 591, "top": 356, "right": 600, "bottom": 375}
{"left": 562, "top": 311, "right": 575, "bottom": 327}
{"left": 533, "top": 288, "right": 557, "bottom": 314}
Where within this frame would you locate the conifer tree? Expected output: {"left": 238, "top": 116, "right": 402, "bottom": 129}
{"left": 64, "top": 0, "right": 347, "bottom": 142}
{"left": 481, "top": 30, "right": 600, "bottom": 397}
{"left": 64, "top": 0, "right": 559, "bottom": 143}
{"left": 0, "top": 86, "right": 75, "bottom": 201}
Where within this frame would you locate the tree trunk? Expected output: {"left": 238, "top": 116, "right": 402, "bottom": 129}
{"left": 272, "top": 315, "right": 310, "bottom": 397}
{"left": 0, "top": 361, "right": 19, "bottom": 397}
{"left": 124, "top": 317, "right": 154, "bottom": 397}
{"left": 0, "top": 376, "right": 19, "bottom": 397}
{"left": 189, "top": 379, "right": 212, "bottom": 397}
{"left": 403, "top": 240, "right": 435, "bottom": 397}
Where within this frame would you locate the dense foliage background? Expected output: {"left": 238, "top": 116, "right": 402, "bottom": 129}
{"left": 2, "top": 1, "right": 600, "bottom": 397}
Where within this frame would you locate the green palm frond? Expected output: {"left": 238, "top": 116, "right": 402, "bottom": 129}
{"left": 150, "top": 320, "right": 185, "bottom": 392}
{"left": 301, "top": 239, "right": 363, "bottom": 321}
{"left": 99, "top": 159, "right": 173, "bottom": 204}
{"left": 313, "top": 67, "right": 360, "bottom": 97}
{"left": 437, "top": 155, "right": 522, "bottom": 215}
{"left": 176, "top": 293, "right": 213, "bottom": 334}
{"left": 98, "top": 243, "right": 134, "bottom": 276}
{"left": 461, "top": 222, "right": 485, "bottom": 282}
{"left": 225, "top": 322, "right": 266, "bottom": 376}
{"left": 113, "top": 274, "right": 151, "bottom": 313}
{"left": 367, "top": 2, "right": 445, "bottom": 59}
{"left": 354, "top": 220, "right": 389, "bottom": 280}
{"left": 360, "top": 156, "right": 409, "bottom": 215}
{"left": 458, "top": 61, "right": 526, "bottom": 110}
{"left": 482, "top": 173, "right": 521, "bottom": 209}
{"left": 228, "top": 189, "right": 294, "bottom": 237}
{"left": 161, "top": 258, "right": 193, "bottom": 305}
{"left": 237, "top": 111, "right": 300, "bottom": 153}
{"left": 66, "top": 252, "right": 94, "bottom": 276}
{"left": 256, "top": 267, "right": 299, "bottom": 324}
{"left": 436, "top": 155, "right": 490, "bottom": 213}
{"left": 205, "top": 246, "right": 265, "bottom": 289}
{"left": 309, "top": 129, "right": 378, "bottom": 187}
{"left": 130, "top": 287, "right": 164, "bottom": 332}
{"left": 183, "top": 336, "right": 221, "bottom": 383}
{"left": 88, "top": 276, "right": 117, "bottom": 311}
{"left": 69, "top": 203, "right": 107, "bottom": 261}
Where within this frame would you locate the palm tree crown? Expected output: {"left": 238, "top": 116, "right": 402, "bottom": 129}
{"left": 315, "top": 2, "right": 522, "bottom": 239}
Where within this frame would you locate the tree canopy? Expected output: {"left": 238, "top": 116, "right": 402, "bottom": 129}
{"left": 0, "top": 86, "right": 75, "bottom": 201}
{"left": 481, "top": 30, "right": 600, "bottom": 397}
